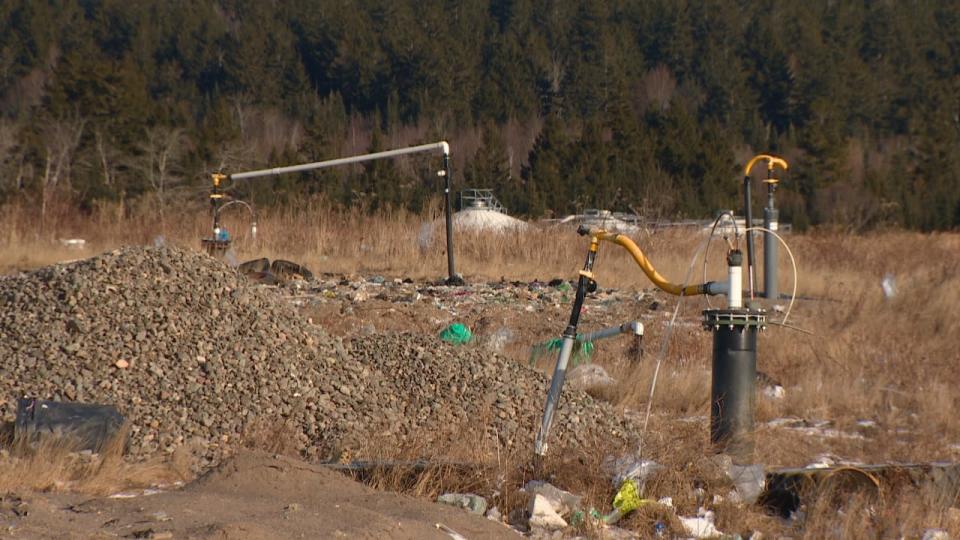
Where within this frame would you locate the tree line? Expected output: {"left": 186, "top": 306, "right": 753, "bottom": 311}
{"left": 1, "top": 0, "right": 958, "bottom": 231}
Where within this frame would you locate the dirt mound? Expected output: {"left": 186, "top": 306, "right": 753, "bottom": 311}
{"left": 0, "top": 246, "right": 635, "bottom": 465}
{"left": 9, "top": 451, "right": 514, "bottom": 539}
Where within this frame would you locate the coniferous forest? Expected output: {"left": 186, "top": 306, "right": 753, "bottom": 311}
{"left": 1, "top": 0, "right": 959, "bottom": 230}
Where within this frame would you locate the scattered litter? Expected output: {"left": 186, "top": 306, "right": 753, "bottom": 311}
{"left": 15, "top": 399, "right": 125, "bottom": 453}
{"left": 436, "top": 522, "right": 468, "bottom": 540}
{"left": 59, "top": 238, "right": 87, "bottom": 249}
{"left": 608, "top": 479, "right": 652, "bottom": 523}
{"left": 484, "top": 506, "right": 502, "bottom": 522}
{"left": 484, "top": 327, "right": 515, "bottom": 352}
{"left": 679, "top": 508, "right": 724, "bottom": 538}
{"left": 439, "top": 323, "right": 472, "bottom": 345}
{"left": 605, "top": 455, "right": 662, "bottom": 488}
{"left": 881, "top": 273, "right": 897, "bottom": 299}
{"left": 762, "top": 384, "right": 785, "bottom": 399}
{"left": 436, "top": 493, "right": 487, "bottom": 516}
{"left": 722, "top": 460, "right": 765, "bottom": 504}
{"left": 922, "top": 529, "right": 949, "bottom": 540}
{"left": 764, "top": 417, "right": 866, "bottom": 440}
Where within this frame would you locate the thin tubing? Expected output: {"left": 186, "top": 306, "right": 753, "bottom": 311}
{"left": 637, "top": 234, "right": 712, "bottom": 467}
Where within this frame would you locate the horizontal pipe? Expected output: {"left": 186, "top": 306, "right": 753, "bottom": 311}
{"left": 230, "top": 141, "right": 450, "bottom": 180}
{"left": 579, "top": 321, "right": 643, "bottom": 342}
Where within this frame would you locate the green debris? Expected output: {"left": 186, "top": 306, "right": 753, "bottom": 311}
{"left": 528, "top": 336, "right": 595, "bottom": 367}
{"left": 439, "top": 323, "right": 472, "bottom": 345}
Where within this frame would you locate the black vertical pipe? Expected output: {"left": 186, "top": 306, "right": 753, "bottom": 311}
{"left": 443, "top": 153, "right": 461, "bottom": 284}
{"left": 743, "top": 176, "right": 756, "bottom": 298}
{"left": 710, "top": 320, "right": 758, "bottom": 459}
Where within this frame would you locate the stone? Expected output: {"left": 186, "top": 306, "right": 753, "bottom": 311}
{"left": 528, "top": 494, "right": 567, "bottom": 530}
{"left": 522, "top": 481, "right": 582, "bottom": 516}
{"left": 567, "top": 364, "right": 616, "bottom": 392}
{"left": 436, "top": 493, "right": 487, "bottom": 516}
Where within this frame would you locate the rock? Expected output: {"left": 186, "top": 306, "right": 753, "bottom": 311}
{"left": 0, "top": 246, "right": 640, "bottom": 469}
{"left": 567, "top": 364, "right": 616, "bottom": 392}
{"left": 436, "top": 493, "right": 487, "bottom": 516}
{"left": 522, "top": 481, "right": 582, "bottom": 516}
{"left": 922, "top": 530, "right": 949, "bottom": 540}
{"left": 484, "top": 506, "right": 501, "bottom": 522}
{"left": 528, "top": 494, "right": 568, "bottom": 530}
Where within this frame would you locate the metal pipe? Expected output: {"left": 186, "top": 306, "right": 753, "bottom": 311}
{"left": 228, "top": 141, "right": 450, "bottom": 180}
{"left": 763, "top": 189, "right": 779, "bottom": 300}
{"left": 225, "top": 141, "right": 459, "bottom": 283}
{"left": 578, "top": 321, "right": 643, "bottom": 343}
{"left": 743, "top": 177, "right": 756, "bottom": 299}
{"left": 742, "top": 154, "right": 788, "bottom": 301}
{"left": 535, "top": 239, "right": 598, "bottom": 457}
{"left": 442, "top": 152, "right": 461, "bottom": 284}
{"left": 703, "top": 310, "right": 765, "bottom": 460}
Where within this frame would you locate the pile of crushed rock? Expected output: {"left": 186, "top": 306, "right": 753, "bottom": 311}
{"left": 0, "top": 246, "right": 635, "bottom": 465}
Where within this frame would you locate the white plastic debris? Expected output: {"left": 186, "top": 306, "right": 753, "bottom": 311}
{"left": 921, "top": 529, "right": 949, "bottom": 540}
{"left": 762, "top": 384, "right": 786, "bottom": 399}
{"left": 605, "top": 455, "right": 662, "bottom": 488}
{"left": 679, "top": 508, "right": 724, "bottom": 538}
{"left": 59, "top": 238, "right": 87, "bottom": 249}
{"left": 881, "top": 273, "right": 897, "bottom": 299}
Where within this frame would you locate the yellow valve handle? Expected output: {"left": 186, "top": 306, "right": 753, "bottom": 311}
{"left": 744, "top": 154, "right": 788, "bottom": 177}
{"left": 211, "top": 173, "right": 227, "bottom": 187}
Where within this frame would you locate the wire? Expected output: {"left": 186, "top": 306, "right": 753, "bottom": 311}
{"left": 741, "top": 226, "right": 798, "bottom": 326}
{"left": 637, "top": 233, "right": 711, "bottom": 473}
{"left": 703, "top": 211, "right": 739, "bottom": 310}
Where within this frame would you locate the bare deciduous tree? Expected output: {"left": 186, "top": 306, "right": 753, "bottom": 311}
{"left": 94, "top": 128, "right": 123, "bottom": 188}
{"left": 643, "top": 65, "right": 676, "bottom": 111}
{"left": 139, "top": 126, "right": 187, "bottom": 230}
{"left": 40, "top": 115, "right": 86, "bottom": 233}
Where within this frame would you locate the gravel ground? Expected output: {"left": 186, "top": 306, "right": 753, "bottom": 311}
{"left": 0, "top": 246, "right": 636, "bottom": 466}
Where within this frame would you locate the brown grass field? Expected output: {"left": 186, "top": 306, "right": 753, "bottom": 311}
{"left": 1, "top": 198, "right": 959, "bottom": 538}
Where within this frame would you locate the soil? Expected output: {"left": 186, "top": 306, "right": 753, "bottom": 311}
{"left": 3, "top": 451, "right": 515, "bottom": 539}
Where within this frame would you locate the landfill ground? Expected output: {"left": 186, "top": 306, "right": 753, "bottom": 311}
{"left": 0, "top": 229, "right": 958, "bottom": 538}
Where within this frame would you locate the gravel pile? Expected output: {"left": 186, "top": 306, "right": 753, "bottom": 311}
{"left": 0, "top": 246, "right": 635, "bottom": 464}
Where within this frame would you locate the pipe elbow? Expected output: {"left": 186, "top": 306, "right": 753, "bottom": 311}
{"left": 440, "top": 141, "right": 450, "bottom": 155}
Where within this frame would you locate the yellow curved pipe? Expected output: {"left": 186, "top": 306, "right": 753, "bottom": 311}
{"left": 744, "top": 154, "right": 788, "bottom": 176}
{"left": 594, "top": 230, "right": 706, "bottom": 296}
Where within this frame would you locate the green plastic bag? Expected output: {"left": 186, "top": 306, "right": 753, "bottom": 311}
{"left": 439, "top": 323, "right": 472, "bottom": 345}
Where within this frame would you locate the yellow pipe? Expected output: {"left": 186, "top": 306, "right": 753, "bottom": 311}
{"left": 593, "top": 230, "right": 706, "bottom": 296}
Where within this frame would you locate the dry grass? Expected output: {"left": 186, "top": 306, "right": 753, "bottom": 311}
{"left": 0, "top": 427, "right": 188, "bottom": 496}
{"left": 2, "top": 201, "right": 959, "bottom": 535}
